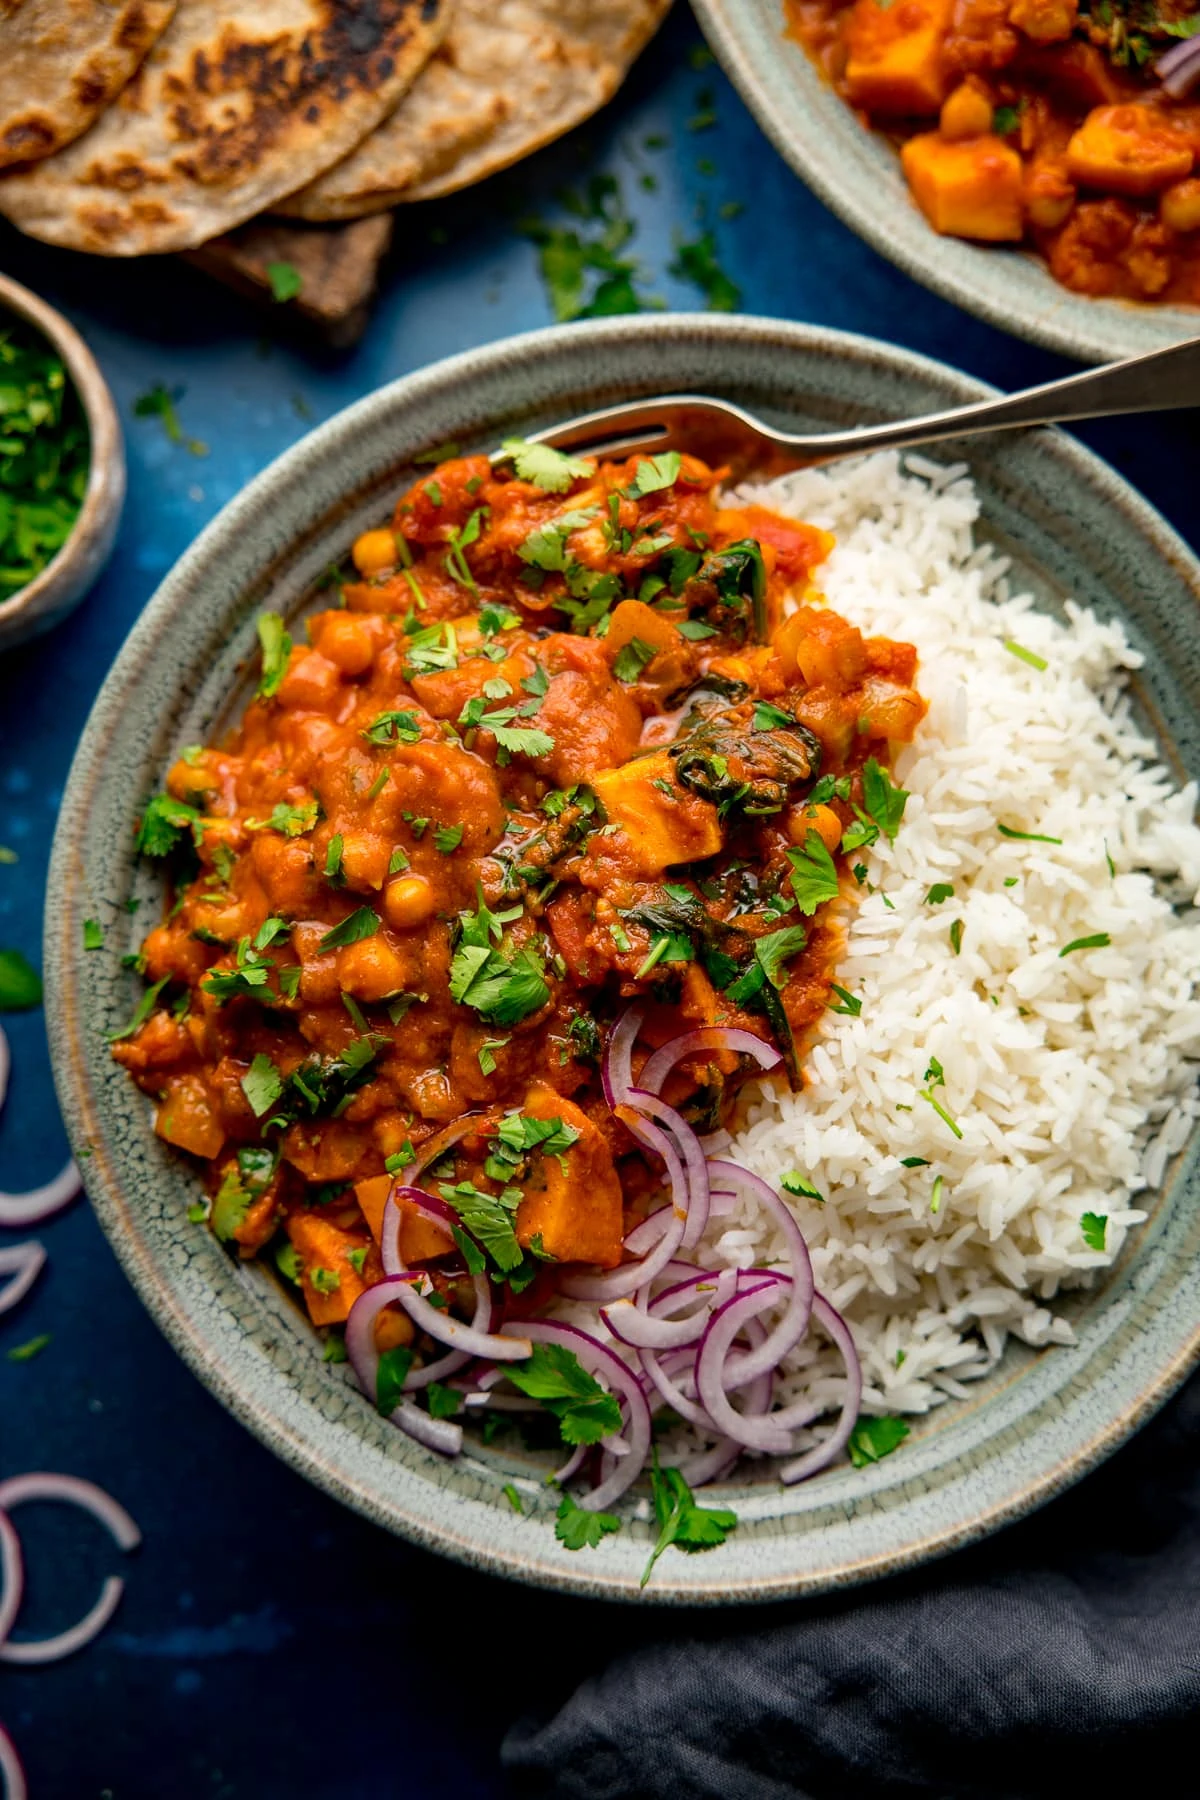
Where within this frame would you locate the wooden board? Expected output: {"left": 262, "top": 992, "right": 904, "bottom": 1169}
{"left": 185, "top": 214, "right": 394, "bottom": 346}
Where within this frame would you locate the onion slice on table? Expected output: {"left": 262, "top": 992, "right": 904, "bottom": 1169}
{"left": 0, "top": 1722, "right": 26, "bottom": 1800}
{"left": 0, "top": 1473, "right": 140, "bottom": 1666}
{"left": 0, "top": 1162, "right": 81, "bottom": 1230}
{"left": 499, "top": 1319, "right": 651, "bottom": 1510}
{"left": 0, "top": 1243, "right": 45, "bottom": 1318}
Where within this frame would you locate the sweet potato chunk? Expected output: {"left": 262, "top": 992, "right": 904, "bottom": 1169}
{"left": 354, "top": 1174, "right": 454, "bottom": 1263}
{"left": 286, "top": 1210, "right": 374, "bottom": 1325}
{"left": 155, "top": 1074, "right": 225, "bottom": 1161}
{"left": 845, "top": 0, "right": 955, "bottom": 116}
{"left": 515, "top": 1085, "right": 624, "bottom": 1268}
{"left": 902, "top": 131, "right": 1024, "bottom": 239}
{"left": 1066, "top": 106, "right": 1194, "bottom": 199}
{"left": 589, "top": 750, "right": 724, "bottom": 878}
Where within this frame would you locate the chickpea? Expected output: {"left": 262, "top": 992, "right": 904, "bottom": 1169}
{"left": 384, "top": 873, "right": 436, "bottom": 930}
{"left": 317, "top": 612, "right": 378, "bottom": 676}
{"left": 339, "top": 936, "right": 411, "bottom": 1003}
{"left": 940, "top": 83, "right": 993, "bottom": 144}
{"left": 351, "top": 527, "right": 398, "bottom": 578}
{"left": 1161, "top": 178, "right": 1200, "bottom": 235}
{"left": 787, "top": 802, "right": 842, "bottom": 854}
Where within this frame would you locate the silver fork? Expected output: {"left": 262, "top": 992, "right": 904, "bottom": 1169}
{"left": 520, "top": 335, "right": 1200, "bottom": 471}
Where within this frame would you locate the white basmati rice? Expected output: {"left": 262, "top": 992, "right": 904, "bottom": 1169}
{"left": 692, "top": 450, "right": 1200, "bottom": 1435}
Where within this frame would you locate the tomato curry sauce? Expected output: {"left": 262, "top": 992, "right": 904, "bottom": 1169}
{"left": 787, "top": 0, "right": 1200, "bottom": 303}
{"left": 112, "top": 443, "right": 925, "bottom": 1348}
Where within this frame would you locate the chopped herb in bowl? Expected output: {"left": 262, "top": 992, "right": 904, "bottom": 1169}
{"left": 0, "top": 319, "right": 89, "bottom": 603}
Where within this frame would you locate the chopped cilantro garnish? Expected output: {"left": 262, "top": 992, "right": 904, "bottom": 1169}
{"left": 376, "top": 1345, "right": 414, "bottom": 1415}
{"left": 426, "top": 1382, "right": 461, "bottom": 1419}
{"left": 900, "top": 1156, "right": 930, "bottom": 1168}
{"left": 828, "top": 982, "right": 861, "bottom": 1017}
{"left": 132, "top": 382, "right": 207, "bottom": 456}
{"left": 435, "top": 823, "right": 464, "bottom": 855}
{"left": 1060, "top": 933, "right": 1111, "bottom": 957}
{"left": 780, "top": 1170, "right": 823, "bottom": 1203}
{"left": 438, "top": 1179, "right": 524, "bottom": 1273}
{"left": 504, "top": 1483, "right": 526, "bottom": 1516}
{"left": 612, "top": 637, "right": 658, "bottom": 683}
{"left": 862, "top": 758, "right": 908, "bottom": 841}
{"left": 625, "top": 451, "right": 682, "bottom": 498}
{"left": 949, "top": 919, "right": 964, "bottom": 956}
{"left": 0, "top": 323, "right": 90, "bottom": 598}
{"left": 918, "top": 1056, "right": 963, "bottom": 1140}
{"left": 997, "top": 822, "right": 1062, "bottom": 845}
{"left": 931, "top": 1174, "right": 944, "bottom": 1213}
{"left": 847, "top": 1416, "right": 910, "bottom": 1468}
{"left": 925, "top": 883, "right": 954, "bottom": 905}
{"left": 506, "top": 1343, "right": 623, "bottom": 1445}
{"left": 669, "top": 231, "right": 741, "bottom": 312}
{"left": 242, "top": 1052, "right": 283, "bottom": 1118}
{"left": 325, "top": 834, "right": 344, "bottom": 883}
{"left": 497, "top": 438, "right": 593, "bottom": 493}
{"left": 135, "top": 793, "right": 205, "bottom": 858}
{"left": 787, "top": 830, "right": 840, "bottom": 915}
{"left": 556, "top": 1491, "right": 620, "bottom": 1549}
{"left": 246, "top": 799, "right": 318, "bottom": 838}
{"left": 1080, "top": 1211, "right": 1108, "bottom": 1252}
{"left": 384, "top": 1142, "right": 416, "bottom": 1174}
{"left": 641, "top": 1454, "right": 737, "bottom": 1587}
{"left": 754, "top": 924, "right": 808, "bottom": 990}
{"left": 6, "top": 1333, "right": 51, "bottom": 1363}
{"left": 1003, "top": 638, "right": 1047, "bottom": 671}
{"left": 82, "top": 918, "right": 104, "bottom": 951}
{"left": 362, "top": 710, "right": 422, "bottom": 747}
{"left": 105, "top": 973, "right": 169, "bottom": 1042}
{"left": 265, "top": 261, "right": 302, "bottom": 303}
{"left": 316, "top": 907, "right": 380, "bottom": 954}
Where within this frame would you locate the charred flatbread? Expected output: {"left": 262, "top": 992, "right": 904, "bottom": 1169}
{"left": 0, "top": 0, "right": 451, "bottom": 254}
{"left": 278, "top": 0, "right": 671, "bottom": 222}
{"left": 0, "top": 0, "right": 176, "bottom": 169}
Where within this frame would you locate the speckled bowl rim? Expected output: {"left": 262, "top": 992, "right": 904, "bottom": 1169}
{"left": 45, "top": 313, "right": 1200, "bottom": 1604}
{"left": 692, "top": 0, "right": 1200, "bottom": 366}
{"left": 0, "top": 269, "right": 126, "bottom": 645}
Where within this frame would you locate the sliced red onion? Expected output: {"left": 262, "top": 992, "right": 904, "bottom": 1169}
{"left": 641, "top": 1343, "right": 716, "bottom": 1430}
{"left": 1159, "top": 36, "right": 1200, "bottom": 97}
{"left": 779, "top": 1296, "right": 864, "bottom": 1484}
{"left": 0, "top": 1473, "right": 139, "bottom": 1665}
{"left": 696, "top": 1282, "right": 802, "bottom": 1453}
{"left": 0, "top": 1162, "right": 81, "bottom": 1229}
{"left": 410, "top": 1115, "right": 485, "bottom": 1181}
{"left": 0, "top": 1024, "right": 9, "bottom": 1111}
{"left": 558, "top": 1112, "right": 688, "bottom": 1302}
{"left": 670, "top": 1315, "right": 773, "bottom": 1487}
{"left": 0, "top": 1722, "right": 26, "bottom": 1800}
{"left": 344, "top": 1278, "right": 464, "bottom": 1452}
{"left": 552, "top": 1442, "right": 589, "bottom": 1486}
{"left": 0, "top": 1511, "right": 21, "bottom": 1651}
{"left": 625, "top": 1088, "right": 711, "bottom": 1250}
{"left": 704, "top": 1160, "right": 815, "bottom": 1383}
{"left": 601, "top": 1003, "right": 644, "bottom": 1108}
{"left": 0, "top": 1243, "right": 46, "bottom": 1318}
{"left": 604, "top": 1266, "right": 734, "bottom": 1350}
{"left": 378, "top": 1184, "right": 457, "bottom": 1276}
{"left": 499, "top": 1319, "right": 651, "bottom": 1510}
{"left": 388, "top": 1270, "right": 530, "bottom": 1364}
{"left": 639, "top": 1027, "right": 781, "bottom": 1096}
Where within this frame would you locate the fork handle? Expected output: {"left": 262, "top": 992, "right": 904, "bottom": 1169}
{"left": 800, "top": 335, "right": 1200, "bottom": 463}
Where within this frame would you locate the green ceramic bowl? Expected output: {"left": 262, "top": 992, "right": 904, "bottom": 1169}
{"left": 692, "top": 0, "right": 1200, "bottom": 365}
{"left": 46, "top": 315, "right": 1200, "bottom": 1603}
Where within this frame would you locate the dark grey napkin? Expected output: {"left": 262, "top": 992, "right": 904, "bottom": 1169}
{"left": 503, "top": 1370, "right": 1200, "bottom": 1799}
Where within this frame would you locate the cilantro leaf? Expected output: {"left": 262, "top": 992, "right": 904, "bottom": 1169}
{"left": 362, "top": 710, "right": 422, "bottom": 747}
{"left": 435, "top": 823, "right": 464, "bottom": 855}
{"left": 376, "top": 1345, "right": 414, "bottom": 1415}
{"left": 426, "top": 1381, "right": 462, "bottom": 1419}
{"left": 316, "top": 907, "right": 380, "bottom": 954}
{"left": 781, "top": 1169, "right": 824, "bottom": 1202}
{"left": 925, "top": 884, "right": 954, "bottom": 905}
{"left": 828, "top": 982, "right": 862, "bottom": 1017}
{"left": 861, "top": 758, "right": 908, "bottom": 841}
{"left": 612, "top": 637, "right": 657, "bottom": 683}
{"left": 752, "top": 924, "right": 808, "bottom": 990}
{"left": 625, "top": 451, "right": 681, "bottom": 498}
{"left": 847, "top": 1415, "right": 910, "bottom": 1468}
{"left": 506, "top": 1342, "right": 623, "bottom": 1445}
{"left": 555, "top": 1492, "right": 621, "bottom": 1551}
{"left": 641, "top": 1455, "right": 737, "bottom": 1586}
{"left": 498, "top": 437, "right": 593, "bottom": 493}
{"left": 135, "top": 793, "right": 204, "bottom": 858}
{"left": 246, "top": 799, "right": 318, "bottom": 838}
{"left": 1060, "top": 933, "right": 1111, "bottom": 957}
{"left": 241, "top": 1052, "right": 283, "bottom": 1118}
{"left": 787, "top": 830, "right": 840, "bottom": 915}
{"left": 438, "top": 1179, "right": 524, "bottom": 1272}
{"left": 0, "top": 948, "right": 42, "bottom": 1011}
{"left": 83, "top": 918, "right": 104, "bottom": 951}
{"left": 1080, "top": 1211, "right": 1108, "bottom": 1252}
{"left": 105, "top": 973, "right": 169, "bottom": 1042}
{"left": 256, "top": 613, "right": 292, "bottom": 698}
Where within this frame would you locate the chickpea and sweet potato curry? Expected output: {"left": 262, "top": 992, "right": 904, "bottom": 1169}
{"left": 111, "top": 441, "right": 924, "bottom": 1356}
{"left": 788, "top": 0, "right": 1200, "bottom": 302}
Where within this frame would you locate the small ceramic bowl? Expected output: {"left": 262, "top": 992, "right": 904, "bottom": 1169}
{"left": 0, "top": 270, "right": 125, "bottom": 650}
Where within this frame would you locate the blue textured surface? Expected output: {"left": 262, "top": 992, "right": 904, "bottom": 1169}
{"left": 0, "top": 9, "right": 1197, "bottom": 1796}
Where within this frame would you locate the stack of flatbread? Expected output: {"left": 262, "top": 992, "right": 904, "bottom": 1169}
{"left": 0, "top": 0, "right": 672, "bottom": 255}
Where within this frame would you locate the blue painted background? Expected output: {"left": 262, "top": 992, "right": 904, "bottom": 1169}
{"left": 1, "top": 8, "right": 1197, "bottom": 1795}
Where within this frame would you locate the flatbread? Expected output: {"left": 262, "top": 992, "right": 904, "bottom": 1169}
{"left": 0, "top": 0, "right": 176, "bottom": 169}
{"left": 0, "top": 0, "right": 451, "bottom": 254}
{"left": 278, "top": 0, "right": 672, "bottom": 222}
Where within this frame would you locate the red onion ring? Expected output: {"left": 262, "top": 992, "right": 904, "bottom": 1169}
{"left": 600, "top": 1003, "right": 643, "bottom": 1108}
{"left": 409, "top": 1115, "right": 485, "bottom": 1181}
{"left": 603, "top": 1266, "right": 734, "bottom": 1350}
{"left": 626, "top": 1088, "right": 711, "bottom": 1250}
{"left": 344, "top": 1279, "right": 464, "bottom": 1453}
{"left": 704, "top": 1160, "right": 815, "bottom": 1383}
{"left": 670, "top": 1315, "right": 774, "bottom": 1487}
{"left": 1159, "top": 35, "right": 1200, "bottom": 97}
{"left": 0, "top": 1473, "right": 140, "bottom": 1666}
{"left": 638, "top": 1027, "right": 782, "bottom": 1096}
{"left": 499, "top": 1319, "right": 651, "bottom": 1510}
{"left": 778, "top": 1296, "right": 864, "bottom": 1484}
{"left": 558, "top": 1112, "right": 688, "bottom": 1302}
{"left": 0, "top": 1243, "right": 46, "bottom": 1318}
{"left": 0, "top": 1162, "right": 81, "bottom": 1230}
{"left": 0, "top": 1025, "right": 9, "bottom": 1111}
{"left": 0, "top": 1512, "right": 21, "bottom": 1651}
{"left": 0, "top": 1722, "right": 26, "bottom": 1800}
{"left": 696, "top": 1282, "right": 805, "bottom": 1453}
{"left": 376, "top": 1185, "right": 530, "bottom": 1364}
